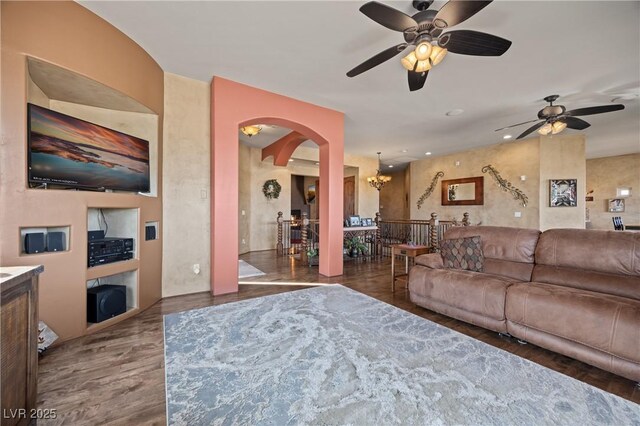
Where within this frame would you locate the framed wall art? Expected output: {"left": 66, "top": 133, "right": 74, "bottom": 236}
{"left": 608, "top": 198, "right": 625, "bottom": 213}
{"left": 549, "top": 179, "right": 577, "bottom": 207}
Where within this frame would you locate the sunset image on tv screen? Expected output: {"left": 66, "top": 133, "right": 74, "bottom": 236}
{"left": 28, "top": 103, "right": 150, "bottom": 192}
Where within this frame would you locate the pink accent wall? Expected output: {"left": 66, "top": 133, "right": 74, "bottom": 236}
{"left": 211, "top": 78, "right": 344, "bottom": 295}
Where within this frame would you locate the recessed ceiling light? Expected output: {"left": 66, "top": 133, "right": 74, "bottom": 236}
{"left": 315, "top": 162, "right": 319, "bottom": 165}
{"left": 388, "top": 165, "right": 394, "bottom": 168}
{"left": 503, "top": 134, "right": 512, "bottom": 140}
{"left": 445, "top": 109, "right": 464, "bottom": 116}
{"left": 288, "top": 159, "right": 294, "bottom": 162}
{"left": 401, "top": 149, "right": 408, "bottom": 153}
{"left": 425, "top": 152, "right": 432, "bottom": 156}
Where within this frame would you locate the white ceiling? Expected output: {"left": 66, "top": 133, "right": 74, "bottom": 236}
{"left": 80, "top": 1, "right": 640, "bottom": 165}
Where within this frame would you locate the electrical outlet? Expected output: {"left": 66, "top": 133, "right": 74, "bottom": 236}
{"left": 242, "top": 239, "right": 246, "bottom": 244}
{"left": 241, "top": 210, "right": 245, "bottom": 216}
{"left": 200, "top": 189, "right": 207, "bottom": 199}
{"left": 514, "top": 212, "right": 522, "bottom": 218}
{"left": 192, "top": 264, "right": 200, "bottom": 274}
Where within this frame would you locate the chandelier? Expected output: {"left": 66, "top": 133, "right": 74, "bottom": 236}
{"left": 240, "top": 125, "right": 262, "bottom": 137}
{"left": 367, "top": 152, "right": 391, "bottom": 191}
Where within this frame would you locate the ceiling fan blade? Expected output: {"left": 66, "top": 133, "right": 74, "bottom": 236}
{"left": 516, "top": 121, "right": 545, "bottom": 140}
{"left": 494, "top": 119, "right": 540, "bottom": 132}
{"left": 432, "top": 1, "right": 493, "bottom": 30}
{"left": 565, "top": 104, "right": 625, "bottom": 117}
{"left": 408, "top": 70, "right": 429, "bottom": 92}
{"left": 360, "top": 1, "right": 418, "bottom": 32}
{"left": 439, "top": 30, "right": 512, "bottom": 56}
{"left": 561, "top": 116, "right": 591, "bottom": 130}
{"left": 347, "top": 43, "right": 409, "bottom": 77}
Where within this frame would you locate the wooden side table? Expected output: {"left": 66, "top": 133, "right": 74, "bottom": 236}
{"left": 391, "top": 244, "right": 430, "bottom": 291}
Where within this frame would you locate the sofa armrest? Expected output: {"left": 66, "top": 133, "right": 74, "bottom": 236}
{"left": 415, "top": 253, "right": 444, "bottom": 269}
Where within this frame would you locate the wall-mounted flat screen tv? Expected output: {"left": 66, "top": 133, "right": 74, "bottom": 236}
{"left": 27, "top": 103, "right": 150, "bottom": 192}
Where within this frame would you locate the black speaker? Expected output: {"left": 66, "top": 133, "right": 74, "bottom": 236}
{"left": 87, "top": 285, "right": 127, "bottom": 323}
{"left": 46, "top": 232, "right": 65, "bottom": 252}
{"left": 24, "top": 232, "right": 45, "bottom": 254}
{"left": 145, "top": 225, "right": 156, "bottom": 241}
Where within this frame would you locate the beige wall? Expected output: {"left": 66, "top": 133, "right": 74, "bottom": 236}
{"left": 239, "top": 143, "right": 252, "bottom": 254}
{"left": 0, "top": 1, "right": 164, "bottom": 342}
{"left": 409, "top": 138, "right": 541, "bottom": 228}
{"left": 162, "top": 73, "right": 211, "bottom": 297}
{"left": 586, "top": 153, "right": 640, "bottom": 230}
{"left": 380, "top": 169, "right": 408, "bottom": 220}
{"left": 538, "top": 134, "right": 586, "bottom": 230}
{"left": 345, "top": 152, "right": 380, "bottom": 218}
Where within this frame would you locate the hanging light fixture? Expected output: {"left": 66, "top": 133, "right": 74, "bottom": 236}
{"left": 367, "top": 152, "right": 392, "bottom": 191}
{"left": 240, "top": 125, "right": 262, "bottom": 137}
{"left": 401, "top": 41, "right": 447, "bottom": 72}
{"left": 538, "top": 120, "right": 567, "bottom": 136}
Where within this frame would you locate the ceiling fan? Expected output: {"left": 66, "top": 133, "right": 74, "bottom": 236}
{"left": 496, "top": 95, "right": 626, "bottom": 140}
{"left": 346, "top": 0, "right": 512, "bottom": 91}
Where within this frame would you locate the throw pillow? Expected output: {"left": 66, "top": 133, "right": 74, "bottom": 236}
{"left": 440, "top": 236, "right": 484, "bottom": 272}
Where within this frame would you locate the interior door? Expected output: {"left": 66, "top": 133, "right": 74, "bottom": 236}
{"left": 343, "top": 176, "right": 355, "bottom": 220}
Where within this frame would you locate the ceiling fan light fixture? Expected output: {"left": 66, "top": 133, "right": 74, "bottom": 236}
{"left": 240, "top": 125, "right": 262, "bottom": 137}
{"left": 414, "top": 42, "right": 433, "bottom": 61}
{"left": 551, "top": 121, "right": 567, "bottom": 134}
{"left": 401, "top": 51, "right": 418, "bottom": 71}
{"left": 538, "top": 122, "right": 553, "bottom": 136}
{"left": 429, "top": 45, "right": 448, "bottom": 66}
{"left": 414, "top": 59, "right": 432, "bottom": 73}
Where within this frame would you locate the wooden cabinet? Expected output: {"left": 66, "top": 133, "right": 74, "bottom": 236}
{"left": 1, "top": 266, "right": 43, "bottom": 426}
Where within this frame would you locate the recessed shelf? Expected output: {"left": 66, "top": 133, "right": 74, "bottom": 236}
{"left": 86, "top": 259, "right": 139, "bottom": 280}
{"left": 86, "top": 269, "right": 138, "bottom": 329}
{"left": 20, "top": 226, "right": 70, "bottom": 255}
{"left": 86, "top": 308, "right": 140, "bottom": 334}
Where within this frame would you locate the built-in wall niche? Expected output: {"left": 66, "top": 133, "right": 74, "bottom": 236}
{"left": 87, "top": 208, "right": 139, "bottom": 256}
{"left": 26, "top": 57, "right": 159, "bottom": 196}
{"left": 145, "top": 221, "right": 159, "bottom": 241}
{"left": 20, "top": 226, "right": 70, "bottom": 255}
{"left": 86, "top": 269, "right": 138, "bottom": 325}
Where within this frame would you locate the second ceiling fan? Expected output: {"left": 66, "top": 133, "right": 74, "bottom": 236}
{"left": 347, "top": 0, "right": 512, "bottom": 91}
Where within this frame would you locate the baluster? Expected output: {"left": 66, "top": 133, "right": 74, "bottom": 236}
{"left": 429, "top": 212, "right": 439, "bottom": 253}
{"left": 301, "top": 212, "right": 309, "bottom": 264}
{"left": 375, "top": 212, "right": 381, "bottom": 257}
{"left": 463, "top": 212, "right": 470, "bottom": 227}
{"left": 276, "top": 211, "right": 283, "bottom": 255}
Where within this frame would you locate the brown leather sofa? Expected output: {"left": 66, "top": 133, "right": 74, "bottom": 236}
{"left": 408, "top": 226, "right": 640, "bottom": 382}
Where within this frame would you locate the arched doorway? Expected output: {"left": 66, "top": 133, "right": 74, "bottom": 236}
{"left": 211, "top": 77, "right": 344, "bottom": 295}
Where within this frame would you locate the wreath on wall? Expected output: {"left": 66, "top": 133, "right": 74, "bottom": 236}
{"left": 262, "top": 179, "right": 282, "bottom": 200}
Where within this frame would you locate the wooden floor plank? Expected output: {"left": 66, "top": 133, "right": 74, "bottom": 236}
{"left": 37, "top": 251, "right": 640, "bottom": 424}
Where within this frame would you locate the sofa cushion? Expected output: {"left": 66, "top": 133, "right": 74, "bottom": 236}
{"left": 533, "top": 229, "right": 640, "bottom": 300}
{"left": 440, "top": 236, "right": 484, "bottom": 272}
{"left": 445, "top": 226, "right": 540, "bottom": 263}
{"left": 506, "top": 282, "right": 640, "bottom": 365}
{"left": 444, "top": 226, "right": 540, "bottom": 281}
{"left": 415, "top": 253, "right": 444, "bottom": 269}
{"left": 409, "top": 266, "right": 518, "bottom": 321}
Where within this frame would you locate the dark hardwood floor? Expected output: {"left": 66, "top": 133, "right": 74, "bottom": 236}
{"left": 37, "top": 251, "right": 639, "bottom": 425}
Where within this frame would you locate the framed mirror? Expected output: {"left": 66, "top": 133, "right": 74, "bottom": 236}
{"left": 441, "top": 176, "right": 484, "bottom": 206}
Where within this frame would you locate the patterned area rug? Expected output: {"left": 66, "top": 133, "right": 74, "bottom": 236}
{"left": 238, "top": 259, "right": 266, "bottom": 278}
{"left": 163, "top": 285, "right": 640, "bottom": 425}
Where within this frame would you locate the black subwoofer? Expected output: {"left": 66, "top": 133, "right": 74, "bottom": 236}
{"left": 87, "top": 284, "right": 127, "bottom": 323}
